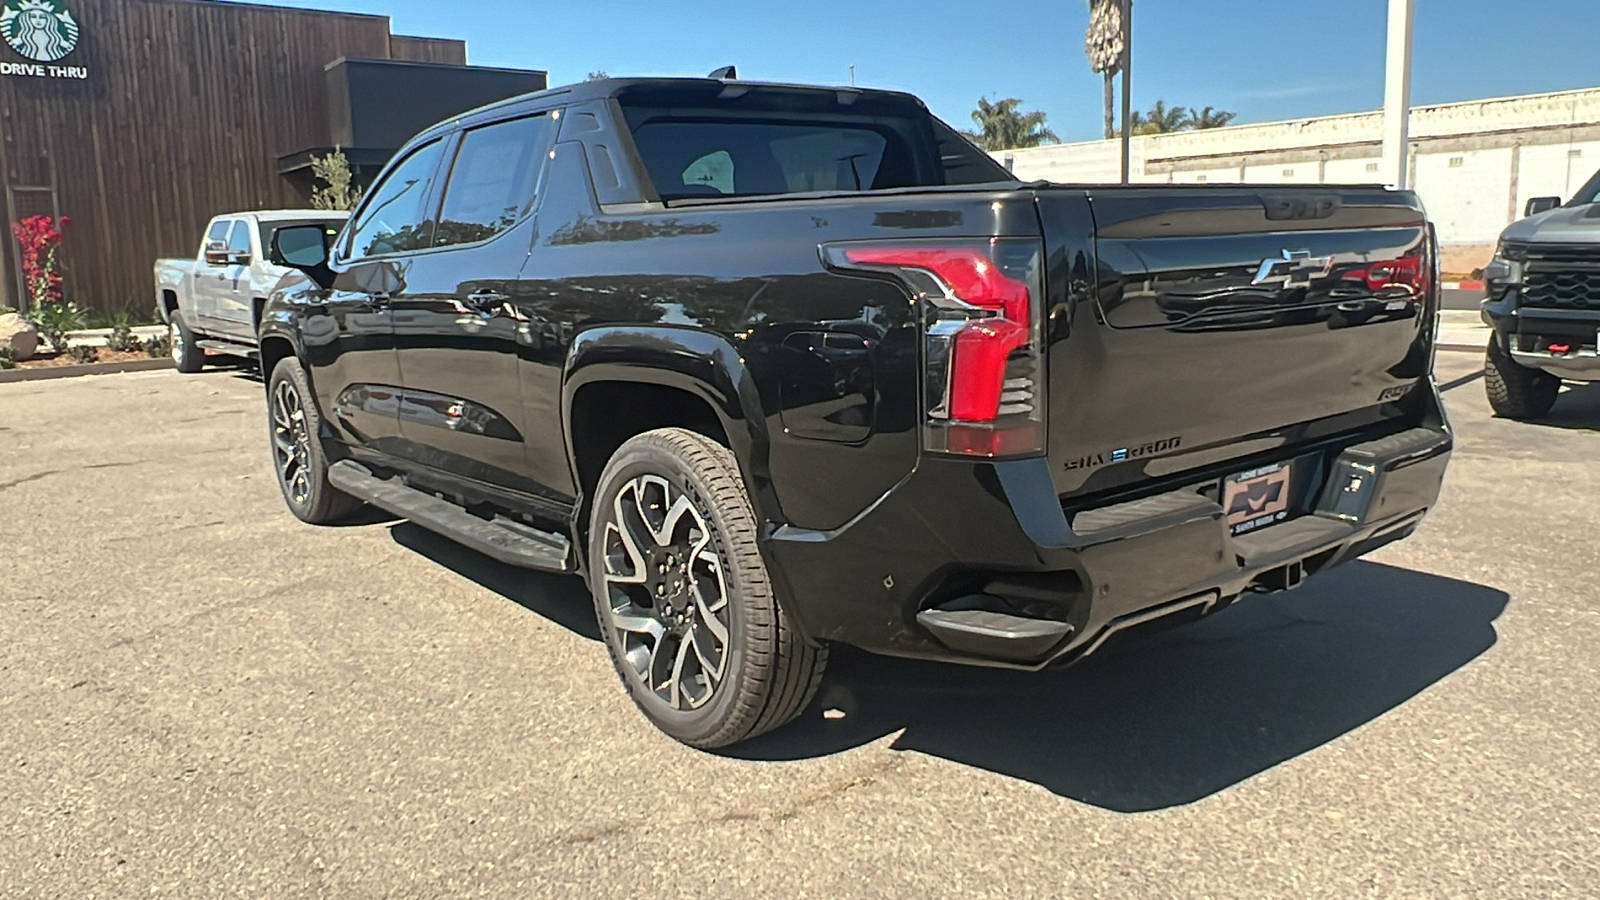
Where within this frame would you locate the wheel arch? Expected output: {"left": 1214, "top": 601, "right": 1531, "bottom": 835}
{"left": 564, "top": 326, "right": 778, "bottom": 531}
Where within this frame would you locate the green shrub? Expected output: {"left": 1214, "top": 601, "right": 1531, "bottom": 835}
{"left": 106, "top": 324, "right": 138, "bottom": 353}
{"left": 30, "top": 301, "right": 86, "bottom": 354}
{"left": 0, "top": 347, "right": 14, "bottom": 370}
{"left": 66, "top": 344, "right": 100, "bottom": 364}
{"left": 142, "top": 335, "right": 172, "bottom": 359}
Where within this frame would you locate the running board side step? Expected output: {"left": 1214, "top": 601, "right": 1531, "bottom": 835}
{"left": 195, "top": 339, "right": 260, "bottom": 359}
{"left": 328, "top": 460, "right": 575, "bottom": 573}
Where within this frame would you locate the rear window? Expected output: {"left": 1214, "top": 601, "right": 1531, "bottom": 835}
{"left": 619, "top": 86, "right": 1012, "bottom": 201}
{"left": 631, "top": 119, "right": 903, "bottom": 198}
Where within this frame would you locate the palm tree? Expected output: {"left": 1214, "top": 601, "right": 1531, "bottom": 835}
{"left": 967, "top": 97, "right": 1059, "bottom": 151}
{"left": 1130, "top": 100, "right": 1192, "bottom": 135}
{"left": 1084, "top": 0, "right": 1125, "bottom": 140}
{"left": 1189, "top": 106, "right": 1238, "bottom": 130}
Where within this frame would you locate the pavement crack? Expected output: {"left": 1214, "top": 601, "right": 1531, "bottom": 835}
{"left": 0, "top": 470, "right": 61, "bottom": 492}
{"left": 557, "top": 755, "right": 906, "bottom": 848}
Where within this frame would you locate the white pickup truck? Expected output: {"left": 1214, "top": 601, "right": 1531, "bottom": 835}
{"left": 154, "top": 210, "right": 348, "bottom": 372}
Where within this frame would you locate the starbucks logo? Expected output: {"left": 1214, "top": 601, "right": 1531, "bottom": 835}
{"left": 1, "top": 0, "right": 79, "bottom": 63}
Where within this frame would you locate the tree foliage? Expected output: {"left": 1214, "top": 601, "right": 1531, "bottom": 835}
{"left": 1130, "top": 101, "right": 1239, "bottom": 135}
{"left": 966, "top": 97, "right": 1059, "bottom": 151}
{"left": 310, "top": 147, "right": 363, "bottom": 211}
{"left": 1084, "top": 0, "right": 1125, "bottom": 140}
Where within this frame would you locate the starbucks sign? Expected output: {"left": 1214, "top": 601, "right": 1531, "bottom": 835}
{"left": 0, "top": 0, "right": 86, "bottom": 79}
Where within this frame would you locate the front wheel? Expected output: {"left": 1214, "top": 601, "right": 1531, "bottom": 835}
{"left": 1485, "top": 333, "right": 1560, "bottom": 419}
{"left": 170, "top": 312, "right": 205, "bottom": 374}
{"left": 588, "top": 428, "right": 827, "bottom": 749}
{"left": 266, "top": 357, "right": 365, "bottom": 525}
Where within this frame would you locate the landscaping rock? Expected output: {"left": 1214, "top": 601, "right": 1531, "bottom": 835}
{"left": 0, "top": 313, "right": 40, "bottom": 361}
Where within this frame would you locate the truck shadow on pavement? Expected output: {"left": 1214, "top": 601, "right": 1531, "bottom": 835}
{"left": 384, "top": 521, "right": 1508, "bottom": 814}
{"left": 736, "top": 561, "right": 1508, "bottom": 813}
{"left": 388, "top": 523, "right": 602, "bottom": 640}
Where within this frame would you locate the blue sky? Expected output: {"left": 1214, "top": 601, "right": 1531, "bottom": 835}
{"left": 247, "top": 0, "right": 1599, "bottom": 143}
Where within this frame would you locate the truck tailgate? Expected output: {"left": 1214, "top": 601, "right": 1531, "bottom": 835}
{"left": 1044, "top": 187, "right": 1435, "bottom": 500}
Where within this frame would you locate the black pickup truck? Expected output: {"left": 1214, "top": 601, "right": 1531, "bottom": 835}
{"left": 260, "top": 77, "right": 1453, "bottom": 748}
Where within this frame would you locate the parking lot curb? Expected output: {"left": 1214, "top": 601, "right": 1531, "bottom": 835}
{"left": 0, "top": 357, "right": 176, "bottom": 384}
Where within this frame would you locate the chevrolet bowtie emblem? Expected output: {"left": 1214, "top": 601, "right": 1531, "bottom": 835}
{"left": 1253, "top": 249, "right": 1334, "bottom": 289}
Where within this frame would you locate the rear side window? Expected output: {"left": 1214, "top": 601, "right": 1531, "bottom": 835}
{"left": 345, "top": 139, "right": 447, "bottom": 260}
{"left": 434, "top": 115, "right": 555, "bottom": 249}
{"left": 618, "top": 87, "right": 1017, "bottom": 202}
{"left": 633, "top": 120, "right": 898, "bottom": 198}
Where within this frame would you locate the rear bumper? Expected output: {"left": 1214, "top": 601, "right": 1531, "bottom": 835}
{"left": 764, "top": 402, "right": 1452, "bottom": 670}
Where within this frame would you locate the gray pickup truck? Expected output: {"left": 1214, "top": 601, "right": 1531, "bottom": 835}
{"left": 154, "top": 211, "right": 347, "bottom": 372}
{"left": 1482, "top": 170, "right": 1600, "bottom": 418}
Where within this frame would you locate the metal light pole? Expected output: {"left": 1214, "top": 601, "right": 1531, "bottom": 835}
{"left": 1381, "top": 0, "right": 1415, "bottom": 190}
{"left": 1119, "top": 0, "right": 1133, "bottom": 184}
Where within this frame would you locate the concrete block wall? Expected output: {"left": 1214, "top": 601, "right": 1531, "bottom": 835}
{"left": 1000, "top": 87, "right": 1600, "bottom": 274}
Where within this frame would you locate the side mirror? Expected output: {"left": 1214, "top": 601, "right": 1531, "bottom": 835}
{"left": 229, "top": 252, "right": 253, "bottom": 267}
{"left": 272, "top": 225, "right": 330, "bottom": 269}
{"left": 1525, "top": 196, "right": 1562, "bottom": 217}
{"left": 203, "top": 240, "right": 230, "bottom": 266}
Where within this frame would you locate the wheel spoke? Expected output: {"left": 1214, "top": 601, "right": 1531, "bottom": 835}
{"left": 690, "top": 620, "right": 725, "bottom": 681}
{"left": 668, "top": 635, "right": 693, "bottom": 709}
{"left": 611, "top": 608, "right": 664, "bottom": 640}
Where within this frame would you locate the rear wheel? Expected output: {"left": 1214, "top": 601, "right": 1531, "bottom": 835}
{"left": 588, "top": 428, "right": 826, "bottom": 749}
{"left": 170, "top": 312, "right": 205, "bottom": 374}
{"left": 1486, "top": 333, "right": 1560, "bottom": 419}
{"left": 267, "top": 357, "right": 365, "bottom": 525}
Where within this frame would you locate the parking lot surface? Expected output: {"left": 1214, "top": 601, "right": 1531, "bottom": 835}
{"left": 1, "top": 351, "right": 1596, "bottom": 898}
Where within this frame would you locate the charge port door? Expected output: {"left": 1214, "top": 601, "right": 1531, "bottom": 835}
{"left": 776, "top": 327, "right": 877, "bottom": 443}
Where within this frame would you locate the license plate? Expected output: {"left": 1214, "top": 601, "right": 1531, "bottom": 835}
{"left": 1224, "top": 462, "right": 1293, "bottom": 536}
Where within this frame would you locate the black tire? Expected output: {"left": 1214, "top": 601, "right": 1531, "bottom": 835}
{"left": 169, "top": 311, "right": 206, "bottom": 374}
{"left": 588, "top": 428, "right": 826, "bottom": 749}
{"left": 266, "top": 357, "right": 365, "bottom": 525}
{"left": 1486, "top": 333, "right": 1560, "bottom": 420}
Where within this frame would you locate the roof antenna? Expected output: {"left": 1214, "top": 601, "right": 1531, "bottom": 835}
{"left": 708, "top": 65, "right": 737, "bottom": 80}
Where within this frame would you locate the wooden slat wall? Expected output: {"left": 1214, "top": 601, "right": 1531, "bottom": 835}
{"left": 390, "top": 36, "right": 467, "bottom": 65}
{"left": 0, "top": 0, "right": 398, "bottom": 315}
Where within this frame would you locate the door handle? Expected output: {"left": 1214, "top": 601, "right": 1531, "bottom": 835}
{"left": 366, "top": 293, "right": 391, "bottom": 310}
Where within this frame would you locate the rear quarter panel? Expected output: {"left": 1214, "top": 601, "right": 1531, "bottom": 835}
{"left": 532, "top": 144, "right": 1039, "bottom": 529}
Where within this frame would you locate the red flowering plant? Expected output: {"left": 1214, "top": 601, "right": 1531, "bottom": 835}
{"left": 11, "top": 214, "right": 69, "bottom": 309}
{"left": 10, "top": 215, "right": 83, "bottom": 353}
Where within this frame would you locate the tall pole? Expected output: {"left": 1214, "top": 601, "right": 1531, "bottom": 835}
{"left": 1119, "top": 0, "right": 1133, "bottom": 184}
{"left": 1381, "top": 0, "right": 1415, "bottom": 190}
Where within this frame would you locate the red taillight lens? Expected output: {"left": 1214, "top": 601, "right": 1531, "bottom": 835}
{"left": 841, "top": 247, "right": 1031, "bottom": 323}
{"left": 826, "top": 239, "right": 1045, "bottom": 458}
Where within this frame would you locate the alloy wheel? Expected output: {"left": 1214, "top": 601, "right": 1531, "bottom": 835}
{"left": 270, "top": 378, "right": 314, "bottom": 506}
{"left": 601, "top": 474, "right": 732, "bottom": 711}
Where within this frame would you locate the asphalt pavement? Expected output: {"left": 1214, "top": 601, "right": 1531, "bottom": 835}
{"left": 1, "top": 353, "right": 1596, "bottom": 898}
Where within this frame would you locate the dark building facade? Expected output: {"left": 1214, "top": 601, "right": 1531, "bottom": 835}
{"left": 0, "top": 0, "right": 546, "bottom": 314}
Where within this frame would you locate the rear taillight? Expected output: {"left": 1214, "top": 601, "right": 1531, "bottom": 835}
{"left": 823, "top": 239, "right": 1045, "bottom": 458}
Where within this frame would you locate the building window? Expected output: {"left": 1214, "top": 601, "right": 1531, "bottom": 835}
{"left": 1571, "top": 149, "right": 1585, "bottom": 159}
{"left": 1448, "top": 156, "right": 1465, "bottom": 168}
{"left": 1365, "top": 162, "right": 1380, "bottom": 173}
{"left": 1282, "top": 169, "right": 1295, "bottom": 177}
{"left": 1195, "top": 174, "right": 1208, "bottom": 183}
